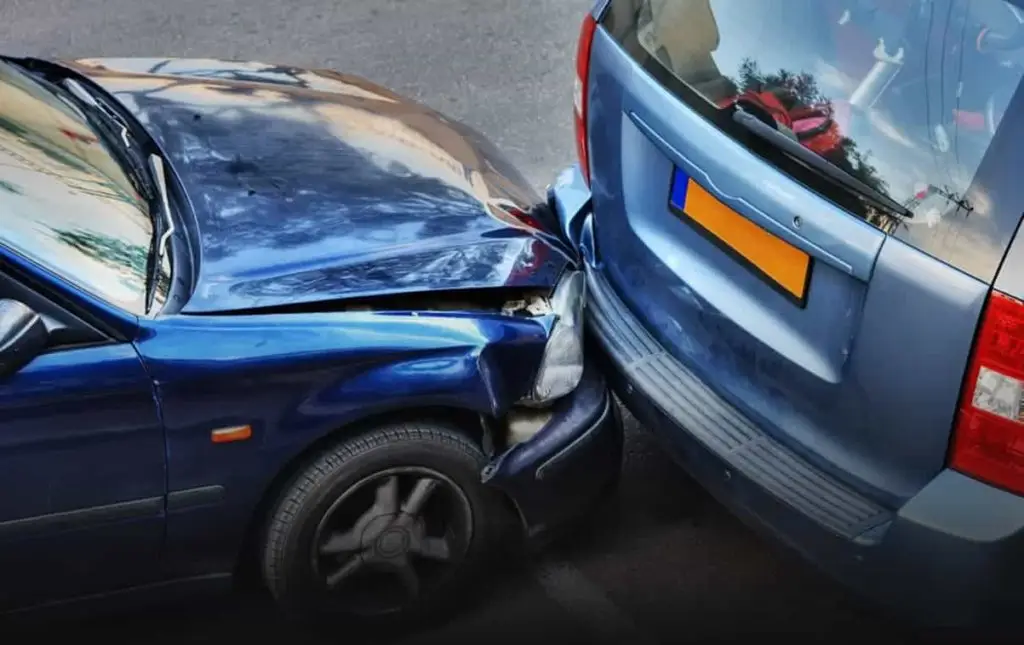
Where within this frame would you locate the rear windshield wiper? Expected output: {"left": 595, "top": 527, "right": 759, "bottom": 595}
{"left": 732, "top": 106, "right": 913, "bottom": 221}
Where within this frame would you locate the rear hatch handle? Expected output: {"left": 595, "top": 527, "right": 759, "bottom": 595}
{"left": 624, "top": 105, "right": 882, "bottom": 283}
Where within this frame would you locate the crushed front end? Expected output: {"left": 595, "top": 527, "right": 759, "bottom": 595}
{"left": 481, "top": 269, "right": 623, "bottom": 543}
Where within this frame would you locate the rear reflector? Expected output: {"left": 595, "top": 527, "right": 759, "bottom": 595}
{"left": 574, "top": 14, "right": 597, "bottom": 186}
{"left": 950, "top": 290, "right": 1024, "bottom": 495}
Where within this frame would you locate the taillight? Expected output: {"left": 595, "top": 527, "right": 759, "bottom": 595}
{"left": 508, "top": 238, "right": 550, "bottom": 285}
{"left": 950, "top": 290, "right": 1024, "bottom": 495}
{"left": 574, "top": 14, "right": 597, "bottom": 186}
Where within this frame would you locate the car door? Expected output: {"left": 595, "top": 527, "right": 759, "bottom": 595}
{"left": 0, "top": 267, "right": 167, "bottom": 611}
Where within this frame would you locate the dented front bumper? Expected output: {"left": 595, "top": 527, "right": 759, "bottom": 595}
{"left": 482, "top": 361, "right": 622, "bottom": 541}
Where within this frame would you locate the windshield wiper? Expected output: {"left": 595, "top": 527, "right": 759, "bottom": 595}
{"left": 61, "top": 78, "right": 156, "bottom": 203}
{"left": 732, "top": 106, "right": 914, "bottom": 221}
{"left": 59, "top": 77, "right": 173, "bottom": 315}
{"left": 144, "top": 154, "right": 176, "bottom": 316}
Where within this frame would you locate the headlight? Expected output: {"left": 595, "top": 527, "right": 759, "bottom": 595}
{"left": 523, "top": 271, "right": 585, "bottom": 405}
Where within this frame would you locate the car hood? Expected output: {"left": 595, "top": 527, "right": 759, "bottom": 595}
{"left": 63, "top": 58, "right": 567, "bottom": 314}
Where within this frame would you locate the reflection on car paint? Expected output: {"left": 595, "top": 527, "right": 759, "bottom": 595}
{"left": 62, "top": 57, "right": 568, "bottom": 314}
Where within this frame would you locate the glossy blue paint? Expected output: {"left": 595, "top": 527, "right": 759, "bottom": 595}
{"left": 141, "top": 310, "right": 547, "bottom": 486}
{"left": 0, "top": 336, "right": 165, "bottom": 608}
{"left": 549, "top": 165, "right": 592, "bottom": 258}
{"left": 64, "top": 58, "right": 568, "bottom": 314}
{"left": 0, "top": 55, "right": 621, "bottom": 614}
{"left": 135, "top": 309, "right": 549, "bottom": 576}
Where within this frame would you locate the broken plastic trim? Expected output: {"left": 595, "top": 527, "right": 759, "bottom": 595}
{"left": 503, "top": 407, "right": 557, "bottom": 447}
{"left": 520, "top": 270, "right": 586, "bottom": 407}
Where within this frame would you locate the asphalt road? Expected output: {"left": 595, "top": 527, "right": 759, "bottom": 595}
{"left": 0, "top": 1, "right": 944, "bottom": 642}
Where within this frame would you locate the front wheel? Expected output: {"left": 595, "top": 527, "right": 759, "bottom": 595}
{"left": 261, "top": 422, "right": 505, "bottom": 629}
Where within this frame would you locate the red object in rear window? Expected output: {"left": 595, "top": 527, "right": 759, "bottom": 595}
{"left": 953, "top": 110, "right": 987, "bottom": 131}
{"left": 950, "top": 290, "right": 1024, "bottom": 496}
{"left": 574, "top": 14, "right": 597, "bottom": 186}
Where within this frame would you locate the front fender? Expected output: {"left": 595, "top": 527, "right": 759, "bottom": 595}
{"left": 139, "top": 309, "right": 549, "bottom": 447}
{"left": 136, "top": 309, "right": 549, "bottom": 576}
{"left": 280, "top": 332, "right": 548, "bottom": 429}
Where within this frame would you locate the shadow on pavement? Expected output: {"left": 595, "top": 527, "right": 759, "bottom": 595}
{"left": 3, "top": 408, "right": 1016, "bottom": 644}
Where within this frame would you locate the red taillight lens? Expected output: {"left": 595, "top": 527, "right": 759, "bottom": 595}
{"left": 574, "top": 14, "right": 597, "bottom": 186}
{"left": 950, "top": 290, "right": 1024, "bottom": 495}
{"left": 508, "top": 238, "right": 550, "bottom": 284}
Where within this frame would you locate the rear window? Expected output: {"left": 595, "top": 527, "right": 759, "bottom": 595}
{"left": 604, "top": 0, "right": 1024, "bottom": 280}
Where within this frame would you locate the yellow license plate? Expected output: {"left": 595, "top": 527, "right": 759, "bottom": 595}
{"left": 669, "top": 168, "right": 811, "bottom": 305}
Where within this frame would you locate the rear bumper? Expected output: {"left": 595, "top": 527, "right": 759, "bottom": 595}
{"left": 552, "top": 163, "right": 1024, "bottom": 629}
{"left": 592, "top": 253, "right": 1024, "bottom": 628}
{"left": 483, "top": 360, "right": 623, "bottom": 543}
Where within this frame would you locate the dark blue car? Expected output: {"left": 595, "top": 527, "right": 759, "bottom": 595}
{"left": 0, "top": 55, "right": 621, "bottom": 623}
{"left": 556, "top": 0, "right": 1024, "bottom": 628}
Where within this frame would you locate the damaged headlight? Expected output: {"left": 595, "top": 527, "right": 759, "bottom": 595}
{"left": 523, "top": 270, "right": 585, "bottom": 406}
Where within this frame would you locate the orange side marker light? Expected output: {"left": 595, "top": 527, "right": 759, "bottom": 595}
{"left": 211, "top": 425, "right": 253, "bottom": 444}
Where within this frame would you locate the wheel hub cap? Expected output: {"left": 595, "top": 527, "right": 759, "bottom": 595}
{"left": 375, "top": 527, "right": 410, "bottom": 558}
{"left": 311, "top": 468, "right": 474, "bottom": 616}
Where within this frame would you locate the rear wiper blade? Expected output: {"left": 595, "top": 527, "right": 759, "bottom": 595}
{"left": 732, "top": 106, "right": 913, "bottom": 221}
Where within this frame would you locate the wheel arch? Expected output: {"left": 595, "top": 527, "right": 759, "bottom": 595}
{"left": 232, "top": 404, "right": 520, "bottom": 580}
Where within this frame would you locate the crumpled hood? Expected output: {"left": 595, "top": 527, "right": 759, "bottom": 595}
{"left": 64, "top": 58, "right": 566, "bottom": 313}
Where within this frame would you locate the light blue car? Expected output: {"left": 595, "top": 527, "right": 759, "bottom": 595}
{"left": 553, "top": 0, "right": 1024, "bottom": 627}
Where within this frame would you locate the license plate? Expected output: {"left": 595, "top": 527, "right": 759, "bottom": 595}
{"left": 669, "top": 167, "right": 811, "bottom": 306}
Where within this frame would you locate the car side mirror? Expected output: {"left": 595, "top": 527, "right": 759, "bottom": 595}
{"left": 0, "top": 299, "right": 49, "bottom": 378}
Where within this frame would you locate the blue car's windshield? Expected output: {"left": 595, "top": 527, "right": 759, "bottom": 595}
{"left": 0, "top": 59, "right": 158, "bottom": 315}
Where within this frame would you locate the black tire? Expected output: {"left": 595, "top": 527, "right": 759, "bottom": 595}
{"left": 261, "top": 421, "right": 504, "bottom": 631}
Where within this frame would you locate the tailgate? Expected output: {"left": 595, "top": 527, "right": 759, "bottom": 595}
{"left": 587, "top": 0, "right": 1024, "bottom": 504}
